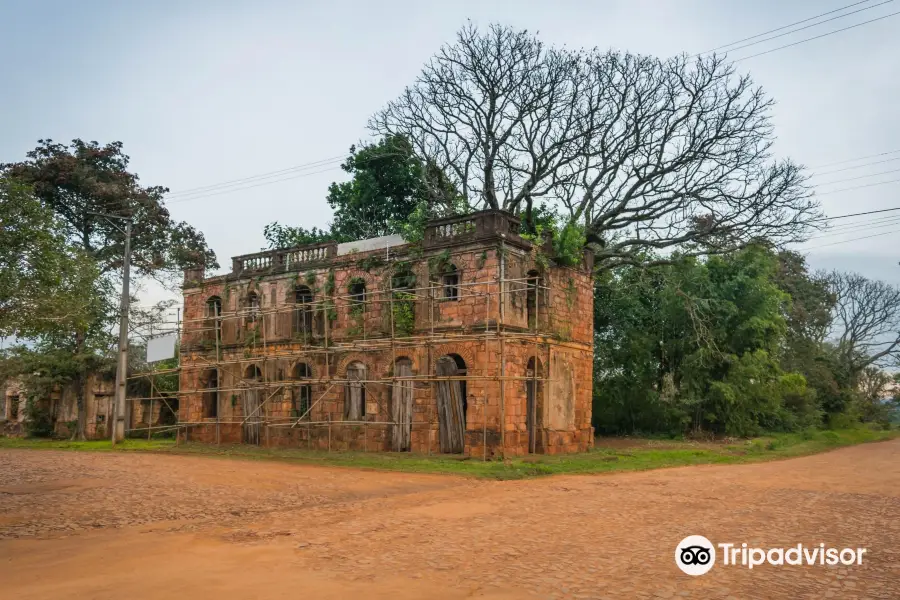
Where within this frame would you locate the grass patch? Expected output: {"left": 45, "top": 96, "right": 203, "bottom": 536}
{"left": 1, "top": 427, "right": 896, "bottom": 480}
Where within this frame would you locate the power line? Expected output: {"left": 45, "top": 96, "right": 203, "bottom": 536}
{"left": 810, "top": 214, "right": 900, "bottom": 234}
{"left": 815, "top": 178, "right": 900, "bottom": 196}
{"left": 810, "top": 156, "right": 900, "bottom": 177}
{"left": 810, "top": 216, "right": 900, "bottom": 238}
{"left": 733, "top": 10, "right": 900, "bottom": 61}
{"left": 704, "top": 0, "right": 895, "bottom": 57}
{"left": 818, "top": 214, "right": 900, "bottom": 232}
{"left": 814, "top": 167, "right": 900, "bottom": 186}
{"left": 165, "top": 165, "right": 344, "bottom": 204}
{"left": 696, "top": 0, "right": 877, "bottom": 55}
{"left": 803, "top": 228, "right": 900, "bottom": 249}
{"left": 810, "top": 149, "right": 900, "bottom": 170}
{"left": 814, "top": 206, "right": 900, "bottom": 221}
{"left": 164, "top": 155, "right": 345, "bottom": 199}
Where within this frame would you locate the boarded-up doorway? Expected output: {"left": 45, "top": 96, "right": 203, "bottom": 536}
{"left": 242, "top": 364, "right": 263, "bottom": 445}
{"left": 526, "top": 357, "right": 544, "bottom": 454}
{"left": 391, "top": 358, "right": 414, "bottom": 451}
{"left": 435, "top": 355, "right": 466, "bottom": 453}
{"left": 344, "top": 362, "right": 367, "bottom": 421}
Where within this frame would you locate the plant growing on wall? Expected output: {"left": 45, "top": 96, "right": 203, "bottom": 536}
{"left": 427, "top": 249, "right": 452, "bottom": 277}
{"left": 357, "top": 255, "right": 386, "bottom": 272}
{"left": 392, "top": 292, "right": 416, "bottom": 337}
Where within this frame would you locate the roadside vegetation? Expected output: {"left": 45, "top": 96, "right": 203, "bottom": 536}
{"left": 1, "top": 428, "right": 895, "bottom": 480}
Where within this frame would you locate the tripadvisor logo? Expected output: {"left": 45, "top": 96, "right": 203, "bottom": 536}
{"left": 675, "top": 535, "right": 867, "bottom": 575}
{"left": 675, "top": 535, "right": 716, "bottom": 576}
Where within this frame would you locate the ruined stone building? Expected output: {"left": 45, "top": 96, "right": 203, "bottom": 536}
{"left": 2, "top": 371, "right": 172, "bottom": 440}
{"left": 176, "top": 210, "right": 594, "bottom": 456}
{"left": 1, "top": 375, "right": 118, "bottom": 438}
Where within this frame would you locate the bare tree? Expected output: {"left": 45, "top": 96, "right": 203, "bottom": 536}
{"left": 371, "top": 23, "right": 820, "bottom": 268}
{"left": 829, "top": 271, "right": 900, "bottom": 375}
{"left": 370, "top": 23, "right": 585, "bottom": 221}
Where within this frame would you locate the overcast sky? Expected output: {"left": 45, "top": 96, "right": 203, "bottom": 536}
{"left": 2, "top": 0, "right": 899, "bottom": 311}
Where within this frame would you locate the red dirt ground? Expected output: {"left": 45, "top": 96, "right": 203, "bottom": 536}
{"left": 1, "top": 441, "right": 898, "bottom": 599}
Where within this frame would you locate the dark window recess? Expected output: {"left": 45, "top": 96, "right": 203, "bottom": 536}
{"left": 203, "top": 369, "right": 218, "bottom": 418}
{"left": 293, "top": 363, "right": 313, "bottom": 418}
{"left": 442, "top": 264, "right": 459, "bottom": 300}
{"left": 526, "top": 270, "right": 540, "bottom": 329}
{"left": 246, "top": 292, "right": 260, "bottom": 323}
{"left": 206, "top": 297, "right": 223, "bottom": 340}
{"left": 294, "top": 286, "right": 314, "bottom": 334}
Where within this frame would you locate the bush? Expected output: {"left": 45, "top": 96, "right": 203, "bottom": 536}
{"left": 23, "top": 397, "right": 55, "bottom": 438}
{"left": 827, "top": 412, "right": 858, "bottom": 431}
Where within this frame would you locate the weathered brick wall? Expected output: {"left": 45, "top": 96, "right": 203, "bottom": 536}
{"left": 179, "top": 229, "right": 594, "bottom": 455}
{"left": 2, "top": 375, "right": 117, "bottom": 440}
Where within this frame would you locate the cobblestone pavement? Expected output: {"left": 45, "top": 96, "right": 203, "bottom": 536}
{"left": 1, "top": 441, "right": 898, "bottom": 599}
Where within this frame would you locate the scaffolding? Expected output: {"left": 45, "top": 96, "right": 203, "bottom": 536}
{"left": 126, "top": 242, "right": 588, "bottom": 459}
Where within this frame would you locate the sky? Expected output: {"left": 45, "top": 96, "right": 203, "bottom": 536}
{"left": 2, "top": 0, "right": 899, "bottom": 312}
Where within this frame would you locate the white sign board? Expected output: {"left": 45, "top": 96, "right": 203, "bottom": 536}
{"left": 146, "top": 334, "right": 177, "bottom": 363}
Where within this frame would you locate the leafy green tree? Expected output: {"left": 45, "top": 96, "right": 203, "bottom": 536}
{"left": 0, "top": 178, "right": 99, "bottom": 338}
{"left": 2, "top": 139, "right": 217, "bottom": 279}
{"left": 327, "top": 135, "right": 429, "bottom": 240}
{"left": 263, "top": 135, "right": 463, "bottom": 249}
{"left": 2, "top": 139, "right": 217, "bottom": 439}
{"left": 594, "top": 245, "right": 818, "bottom": 436}
{"left": 262, "top": 223, "right": 334, "bottom": 249}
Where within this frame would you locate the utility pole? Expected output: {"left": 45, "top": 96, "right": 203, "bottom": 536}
{"left": 111, "top": 218, "right": 133, "bottom": 444}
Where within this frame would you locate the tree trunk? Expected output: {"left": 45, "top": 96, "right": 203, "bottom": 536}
{"left": 73, "top": 377, "right": 87, "bottom": 441}
{"left": 73, "top": 330, "right": 88, "bottom": 441}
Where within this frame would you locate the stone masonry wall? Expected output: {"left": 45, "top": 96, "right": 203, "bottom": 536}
{"left": 180, "top": 219, "right": 594, "bottom": 455}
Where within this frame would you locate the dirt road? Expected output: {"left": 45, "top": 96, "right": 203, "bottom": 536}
{"left": 1, "top": 441, "right": 898, "bottom": 599}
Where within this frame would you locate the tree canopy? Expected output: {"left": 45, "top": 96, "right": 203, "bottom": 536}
{"left": 0, "top": 178, "right": 100, "bottom": 338}
{"left": 1, "top": 138, "right": 215, "bottom": 439}
{"left": 371, "top": 23, "right": 820, "bottom": 269}
{"left": 2, "top": 139, "right": 218, "bottom": 279}
{"left": 264, "top": 134, "right": 463, "bottom": 249}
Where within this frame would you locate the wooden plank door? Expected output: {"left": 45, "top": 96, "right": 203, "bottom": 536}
{"left": 242, "top": 387, "right": 261, "bottom": 445}
{"left": 435, "top": 357, "right": 465, "bottom": 453}
{"left": 391, "top": 359, "right": 413, "bottom": 451}
{"left": 345, "top": 364, "right": 365, "bottom": 421}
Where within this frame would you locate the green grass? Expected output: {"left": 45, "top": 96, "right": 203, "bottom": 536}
{"left": 0, "top": 427, "right": 896, "bottom": 480}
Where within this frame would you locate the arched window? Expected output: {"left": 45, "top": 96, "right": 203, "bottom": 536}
{"left": 391, "top": 268, "right": 416, "bottom": 336}
{"left": 202, "top": 368, "right": 218, "bottom": 418}
{"left": 206, "top": 296, "right": 223, "bottom": 342}
{"left": 348, "top": 279, "right": 366, "bottom": 318}
{"left": 526, "top": 270, "right": 540, "bottom": 329}
{"left": 292, "top": 362, "right": 313, "bottom": 419}
{"left": 442, "top": 264, "right": 459, "bottom": 300}
{"left": 246, "top": 291, "right": 260, "bottom": 323}
{"left": 344, "top": 362, "right": 367, "bottom": 420}
{"left": 244, "top": 364, "right": 262, "bottom": 381}
{"left": 293, "top": 285, "right": 314, "bottom": 335}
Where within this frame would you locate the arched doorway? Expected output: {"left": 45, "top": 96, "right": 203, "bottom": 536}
{"left": 391, "top": 358, "right": 414, "bottom": 451}
{"left": 526, "top": 357, "right": 544, "bottom": 454}
{"left": 201, "top": 368, "right": 218, "bottom": 418}
{"left": 242, "top": 364, "right": 263, "bottom": 444}
{"left": 435, "top": 354, "right": 467, "bottom": 453}
{"left": 292, "top": 363, "right": 313, "bottom": 419}
{"left": 344, "top": 362, "right": 367, "bottom": 421}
